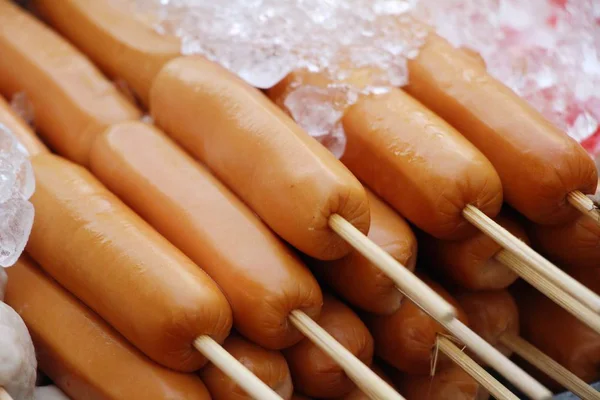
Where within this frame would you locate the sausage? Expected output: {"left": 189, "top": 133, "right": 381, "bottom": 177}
{"left": 283, "top": 294, "right": 374, "bottom": 398}
{"left": 394, "top": 365, "right": 489, "bottom": 400}
{"left": 89, "top": 121, "right": 322, "bottom": 349}
{"left": 455, "top": 290, "right": 520, "bottom": 363}
{"left": 270, "top": 68, "right": 503, "bottom": 240}
{"left": 421, "top": 212, "right": 524, "bottom": 290}
{"left": 404, "top": 30, "right": 598, "bottom": 225}
{"left": 5, "top": 255, "right": 212, "bottom": 400}
{"left": 150, "top": 56, "right": 370, "bottom": 260}
{"left": 199, "top": 333, "right": 293, "bottom": 400}
{"left": 33, "top": 0, "right": 181, "bottom": 106}
{"left": 0, "top": 0, "right": 141, "bottom": 165}
{"left": 333, "top": 365, "right": 394, "bottom": 400}
{"left": 528, "top": 214, "right": 600, "bottom": 270}
{"left": 0, "top": 96, "right": 47, "bottom": 157}
{"left": 311, "top": 189, "right": 417, "bottom": 315}
{"left": 516, "top": 269, "right": 600, "bottom": 386}
{"left": 341, "top": 89, "right": 503, "bottom": 240}
{"left": 26, "top": 153, "right": 232, "bottom": 371}
{"left": 365, "top": 276, "right": 468, "bottom": 374}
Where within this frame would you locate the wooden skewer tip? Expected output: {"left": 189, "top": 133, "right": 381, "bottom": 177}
{"left": 463, "top": 205, "right": 600, "bottom": 313}
{"left": 443, "top": 318, "right": 553, "bottom": 400}
{"left": 289, "top": 309, "right": 405, "bottom": 400}
{"left": 0, "top": 388, "right": 13, "bottom": 400}
{"left": 436, "top": 335, "right": 519, "bottom": 400}
{"left": 500, "top": 334, "right": 600, "bottom": 400}
{"left": 568, "top": 190, "right": 600, "bottom": 225}
{"left": 496, "top": 250, "right": 600, "bottom": 335}
{"left": 329, "top": 213, "right": 456, "bottom": 323}
{"left": 193, "top": 335, "right": 283, "bottom": 400}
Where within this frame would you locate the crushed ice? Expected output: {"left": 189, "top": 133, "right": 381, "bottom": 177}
{"left": 122, "top": 0, "right": 426, "bottom": 155}
{"left": 123, "top": 0, "right": 599, "bottom": 156}
{"left": 0, "top": 123, "right": 35, "bottom": 268}
{"left": 415, "top": 0, "right": 600, "bottom": 149}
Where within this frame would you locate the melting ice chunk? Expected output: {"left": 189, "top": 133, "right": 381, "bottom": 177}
{"left": 0, "top": 123, "right": 35, "bottom": 268}
{"left": 0, "top": 302, "right": 36, "bottom": 400}
{"left": 414, "top": 0, "right": 600, "bottom": 146}
{"left": 0, "top": 198, "right": 34, "bottom": 268}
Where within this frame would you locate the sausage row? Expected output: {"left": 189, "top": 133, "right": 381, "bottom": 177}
{"left": 0, "top": 0, "right": 598, "bottom": 399}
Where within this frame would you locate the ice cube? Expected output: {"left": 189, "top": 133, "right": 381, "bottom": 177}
{"left": 0, "top": 198, "right": 34, "bottom": 268}
{"left": 0, "top": 302, "right": 36, "bottom": 400}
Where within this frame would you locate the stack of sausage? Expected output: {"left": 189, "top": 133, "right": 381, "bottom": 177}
{"left": 0, "top": 0, "right": 599, "bottom": 399}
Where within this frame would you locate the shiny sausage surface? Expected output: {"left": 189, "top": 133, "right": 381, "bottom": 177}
{"left": 90, "top": 121, "right": 322, "bottom": 349}
{"left": 199, "top": 333, "right": 293, "bottom": 400}
{"left": 33, "top": 0, "right": 181, "bottom": 106}
{"left": 150, "top": 56, "right": 370, "bottom": 260}
{"left": 27, "top": 153, "right": 232, "bottom": 371}
{"left": 405, "top": 31, "right": 597, "bottom": 225}
{"left": 5, "top": 255, "right": 212, "bottom": 400}
{"left": 422, "top": 212, "right": 524, "bottom": 290}
{"left": 0, "top": 0, "right": 141, "bottom": 165}
{"left": 284, "top": 295, "right": 374, "bottom": 398}
{"left": 528, "top": 214, "right": 600, "bottom": 270}
{"left": 365, "top": 277, "right": 468, "bottom": 374}
{"left": 455, "top": 290, "right": 520, "bottom": 363}
{"left": 271, "top": 68, "right": 503, "bottom": 240}
{"left": 341, "top": 89, "right": 503, "bottom": 240}
{"left": 311, "top": 189, "right": 416, "bottom": 315}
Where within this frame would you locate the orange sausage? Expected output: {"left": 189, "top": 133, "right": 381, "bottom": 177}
{"left": 271, "top": 69, "right": 503, "bottom": 240}
{"left": 365, "top": 277, "right": 468, "bottom": 374}
{"left": 405, "top": 31, "right": 597, "bottom": 225}
{"left": 33, "top": 0, "right": 181, "bottom": 106}
{"left": 0, "top": 96, "right": 47, "bottom": 156}
{"left": 528, "top": 214, "right": 600, "bottom": 270}
{"left": 89, "top": 121, "right": 322, "bottom": 349}
{"left": 455, "top": 290, "right": 520, "bottom": 363}
{"left": 5, "top": 255, "right": 211, "bottom": 400}
{"left": 150, "top": 56, "right": 370, "bottom": 260}
{"left": 333, "top": 365, "right": 394, "bottom": 400}
{"left": 394, "top": 365, "right": 489, "bottom": 400}
{"left": 341, "top": 89, "right": 503, "bottom": 240}
{"left": 516, "top": 270, "right": 600, "bottom": 386}
{"left": 199, "top": 333, "right": 293, "bottom": 400}
{"left": 311, "top": 189, "right": 417, "bottom": 315}
{"left": 421, "top": 212, "right": 524, "bottom": 290}
{"left": 26, "top": 153, "right": 232, "bottom": 371}
{"left": 283, "top": 295, "right": 374, "bottom": 398}
{"left": 0, "top": 0, "right": 141, "bottom": 165}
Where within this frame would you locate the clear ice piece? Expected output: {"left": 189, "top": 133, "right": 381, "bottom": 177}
{"left": 0, "top": 198, "right": 34, "bottom": 268}
{"left": 0, "top": 302, "right": 36, "bottom": 400}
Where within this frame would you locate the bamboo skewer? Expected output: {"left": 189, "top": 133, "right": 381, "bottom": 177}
{"left": 496, "top": 250, "right": 600, "bottom": 335}
{"left": 568, "top": 190, "right": 600, "bottom": 225}
{"left": 328, "top": 213, "right": 552, "bottom": 400}
{"left": 289, "top": 310, "right": 405, "bottom": 400}
{"left": 329, "top": 214, "right": 456, "bottom": 323}
{"left": 500, "top": 334, "right": 600, "bottom": 400}
{"left": 443, "top": 318, "right": 552, "bottom": 400}
{"left": 194, "top": 336, "right": 283, "bottom": 400}
{"left": 463, "top": 205, "right": 600, "bottom": 313}
{"left": 436, "top": 336, "right": 519, "bottom": 400}
{"left": 0, "top": 388, "right": 12, "bottom": 400}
